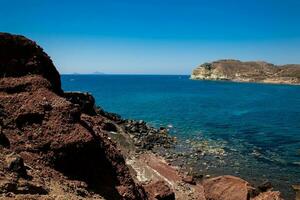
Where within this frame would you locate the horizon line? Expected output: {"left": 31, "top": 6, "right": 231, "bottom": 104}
{"left": 61, "top": 73, "right": 191, "bottom": 76}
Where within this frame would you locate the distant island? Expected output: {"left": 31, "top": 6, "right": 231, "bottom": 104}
{"left": 93, "top": 71, "right": 105, "bottom": 75}
{"left": 191, "top": 59, "right": 300, "bottom": 85}
{"left": 68, "top": 71, "right": 105, "bottom": 75}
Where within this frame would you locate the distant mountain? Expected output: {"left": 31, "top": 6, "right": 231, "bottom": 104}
{"left": 191, "top": 59, "right": 300, "bottom": 85}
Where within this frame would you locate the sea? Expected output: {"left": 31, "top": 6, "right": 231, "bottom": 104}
{"left": 61, "top": 75, "right": 300, "bottom": 199}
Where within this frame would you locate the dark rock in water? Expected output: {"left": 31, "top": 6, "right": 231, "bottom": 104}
{"left": 0, "top": 32, "right": 62, "bottom": 94}
{"left": 64, "top": 92, "right": 97, "bottom": 116}
{"left": 144, "top": 180, "right": 175, "bottom": 200}
{"left": 121, "top": 118, "right": 175, "bottom": 150}
{"left": 258, "top": 181, "right": 273, "bottom": 192}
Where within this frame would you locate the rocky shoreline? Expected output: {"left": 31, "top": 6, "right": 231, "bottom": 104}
{"left": 0, "top": 33, "right": 287, "bottom": 199}
{"left": 191, "top": 60, "right": 300, "bottom": 85}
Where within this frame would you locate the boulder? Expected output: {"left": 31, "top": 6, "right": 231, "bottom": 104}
{"left": 64, "top": 92, "right": 97, "bottom": 115}
{"left": 144, "top": 180, "right": 175, "bottom": 200}
{"left": 258, "top": 181, "right": 273, "bottom": 193}
{"left": 182, "top": 175, "right": 196, "bottom": 185}
{"left": 203, "top": 175, "right": 255, "bottom": 200}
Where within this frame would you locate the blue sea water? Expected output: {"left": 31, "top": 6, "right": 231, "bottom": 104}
{"left": 61, "top": 75, "right": 300, "bottom": 199}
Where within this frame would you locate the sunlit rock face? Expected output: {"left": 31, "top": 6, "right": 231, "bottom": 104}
{"left": 191, "top": 59, "right": 300, "bottom": 85}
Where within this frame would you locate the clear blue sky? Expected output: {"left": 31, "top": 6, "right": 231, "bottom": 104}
{"left": 1, "top": 0, "right": 300, "bottom": 74}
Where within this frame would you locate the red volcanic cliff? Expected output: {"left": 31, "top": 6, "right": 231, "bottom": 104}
{"left": 0, "top": 33, "right": 145, "bottom": 200}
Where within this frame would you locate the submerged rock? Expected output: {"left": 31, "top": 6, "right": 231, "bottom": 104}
{"left": 258, "top": 181, "right": 273, "bottom": 193}
{"left": 122, "top": 119, "right": 175, "bottom": 150}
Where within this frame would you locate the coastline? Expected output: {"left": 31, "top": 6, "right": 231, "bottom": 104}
{"left": 0, "top": 32, "right": 291, "bottom": 200}
{"left": 99, "top": 107, "right": 290, "bottom": 199}
{"left": 190, "top": 75, "right": 300, "bottom": 86}
{"left": 61, "top": 74, "right": 300, "bottom": 199}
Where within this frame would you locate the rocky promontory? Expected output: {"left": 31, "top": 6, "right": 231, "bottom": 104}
{"left": 0, "top": 33, "right": 286, "bottom": 200}
{"left": 191, "top": 60, "right": 300, "bottom": 85}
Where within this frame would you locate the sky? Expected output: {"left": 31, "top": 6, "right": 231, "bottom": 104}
{"left": 1, "top": 0, "right": 300, "bottom": 74}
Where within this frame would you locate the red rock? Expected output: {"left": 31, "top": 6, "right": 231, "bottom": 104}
{"left": 0, "top": 32, "right": 62, "bottom": 94}
{"left": 144, "top": 180, "right": 175, "bottom": 200}
{"left": 182, "top": 175, "right": 196, "bottom": 185}
{"left": 203, "top": 175, "right": 255, "bottom": 200}
{"left": 251, "top": 191, "right": 283, "bottom": 200}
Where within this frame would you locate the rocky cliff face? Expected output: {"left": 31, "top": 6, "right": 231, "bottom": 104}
{"left": 191, "top": 60, "right": 300, "bottom": 85}
{"left": 0, "top": 33, "right": 145, "bottom": 200}
{"left": 0, "top": 33, "right": 62, "bottom": 94}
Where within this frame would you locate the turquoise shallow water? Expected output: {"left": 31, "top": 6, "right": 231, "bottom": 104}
{"left": 61, "top": 75, "right": 300, "bottom": 199}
